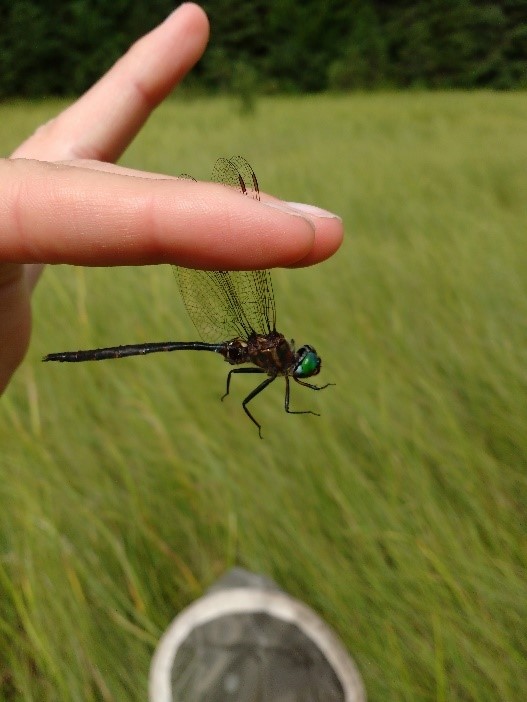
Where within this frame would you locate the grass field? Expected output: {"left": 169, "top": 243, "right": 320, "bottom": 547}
{"left": 1, "top": 92, "right": 526, "bottom": 701}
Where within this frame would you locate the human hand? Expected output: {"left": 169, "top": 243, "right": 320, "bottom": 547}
{"left": 0, "top": 3, "right": 343, "bottom": 395}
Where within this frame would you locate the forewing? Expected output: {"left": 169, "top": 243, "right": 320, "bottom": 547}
{"left": 175, "top": 157, "right": 276, "bottom": 342}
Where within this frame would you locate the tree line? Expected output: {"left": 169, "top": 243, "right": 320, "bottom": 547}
{"left": 1, "top": 0, "right": 526, "bottom": 98}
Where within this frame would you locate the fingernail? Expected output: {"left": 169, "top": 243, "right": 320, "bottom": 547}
{"left": 262, "top": 200, "right": 315, "bottom": 220}
{"left": 284, "top": 202, "right": 342, "bottom": 220}
{"left": 262, "top": 199, "right": 341, "bottom": 223}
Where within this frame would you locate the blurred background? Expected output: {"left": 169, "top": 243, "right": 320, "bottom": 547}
{"left": 1, "top": 0, "right": 527, "bottom": 99}
{"left": 1, "top": 2, "right": 526, "bottom": 701}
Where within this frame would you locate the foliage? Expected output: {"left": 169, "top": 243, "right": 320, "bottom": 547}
{"left": 1, "top": 0, "right": 526, "bottom": 97}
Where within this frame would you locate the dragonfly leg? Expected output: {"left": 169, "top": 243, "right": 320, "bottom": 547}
{"left": 284, "top": 375, "right": 328, "bottom": 417}
{"left": 293, "top": 378, "right": 335, "bottom": 391}
{"left": 242, "top": 375, "right": 276, "bottom": 439}
{"left": 222, "top": 367, "right": 266, "bottom": 401}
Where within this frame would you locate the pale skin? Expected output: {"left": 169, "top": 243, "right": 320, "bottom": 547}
{"left": 0, "top": 3, "right": 343, "bottom": 396}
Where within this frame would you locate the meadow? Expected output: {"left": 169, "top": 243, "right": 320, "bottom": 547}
{"left": 1, "top": 92, "right": 526, "bottom": 701}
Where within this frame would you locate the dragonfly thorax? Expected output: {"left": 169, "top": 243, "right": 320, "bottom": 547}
{"left": 222, "top": 332, "right": 300, "bottom": 377}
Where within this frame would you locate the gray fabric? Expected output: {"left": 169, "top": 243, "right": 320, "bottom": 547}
{"left": 170, "top": 612, "right": 345, "bottom": 701}
{"left": 168, "top": 569, "right": 345, "bottom": 701}
{"left": 206, "top": 568, "right": 281, "bottom": 595}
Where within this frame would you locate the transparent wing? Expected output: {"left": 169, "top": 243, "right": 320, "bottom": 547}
{"left": 175, "top": 157, "right": 276, "bottom": 342}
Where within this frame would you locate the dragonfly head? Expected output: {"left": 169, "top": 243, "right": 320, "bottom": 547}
{"left": 293, "top": 345, "right": 321, "bottom": 379}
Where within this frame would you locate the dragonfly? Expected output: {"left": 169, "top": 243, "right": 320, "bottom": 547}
{"left": 43, "top": 156, "right": 332, "bottom": 437}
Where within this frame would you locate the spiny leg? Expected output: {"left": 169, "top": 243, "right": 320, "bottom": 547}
{"left": 294, "top": 378, "right": 335, "bottom": 391}
{"left": 284, "top": 375, "right": 320, "bottom": 417}
{"left": 284, "top": 375, "right": 335, "bottom": 417}
{"left": 242, "top": 375, "right": 276, "bottom": 439}
{"left": 221, "top": 367, "right": 266, "bottom": 401}
{"left": 220, "top": 367, "right": 270, "bottom": 438}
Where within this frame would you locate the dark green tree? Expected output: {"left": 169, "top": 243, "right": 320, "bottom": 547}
{"left": 0, "top": 0, "right": 526, "bottom": 97}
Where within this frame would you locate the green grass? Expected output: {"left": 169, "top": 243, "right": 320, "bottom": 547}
{"left": 1, "top": 92, "right": 526, "bottom": 701}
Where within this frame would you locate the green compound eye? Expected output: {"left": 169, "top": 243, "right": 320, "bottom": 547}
{"left": 294, "top": 347, "right": 321, "bottom": 378}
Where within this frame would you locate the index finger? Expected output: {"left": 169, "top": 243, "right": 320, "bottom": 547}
{"left": 0, "top": 159, "right": 332, "bottom": 270}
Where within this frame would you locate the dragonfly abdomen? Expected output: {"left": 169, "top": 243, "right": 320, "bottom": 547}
{"left": 43, "top": 341, "right": 223, "bottom": 363}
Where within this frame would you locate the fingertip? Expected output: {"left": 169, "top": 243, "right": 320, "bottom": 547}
{"left": 164, "top": 2, "right": 210, "bottom": 43}
{"left": 259, "top": 197, "right": 343, "bottom": 268}
{"left": 286, "top": 214, "right": 344, "bottom": 268}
